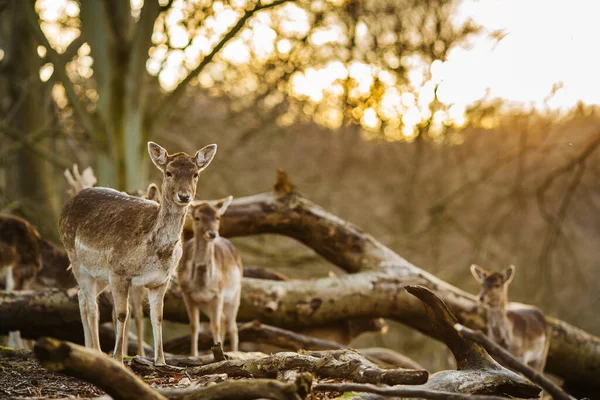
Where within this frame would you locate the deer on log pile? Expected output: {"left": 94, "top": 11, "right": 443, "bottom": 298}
{"left": 177, "top": 196, "right": 244, "bottom": 356}
{"left": 0, "top": 214, "right": 43, "bottom": 348}
{"left": 470, "top": 264, "right": 551, "bottom": 372}
{"left": 58, "top": 142, "right": 217, "bottom": 365}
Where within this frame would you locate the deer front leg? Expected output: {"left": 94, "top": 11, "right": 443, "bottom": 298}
{"left": 148, "top": 280, "right": 169, "bottom": 366}
{"left": 224, "top": 297, "right": 240, "bottom": 352}
{"left": 207, "top": 296, "right": 225, "bottom": 347}
{"left": 109, "top": 273, "right": 131, "bottom": 363}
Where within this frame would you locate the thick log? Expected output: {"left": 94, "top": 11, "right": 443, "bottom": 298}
{"left": 34, "top": 337, "right": 165, "bottom": 400}
{"left": 184, "top": 349, "right": 428, "bottom": 385}
{"left": 314, "top": 383, "right": 507, "bottom": 400}
{"left": 455, "top": 323, "right": 575, "bottom": 400}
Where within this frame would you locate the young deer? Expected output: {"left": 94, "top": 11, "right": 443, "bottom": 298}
{"left": 0, "top": 214, "right": 43, "bottom": 348}
{"left": 470, "top": 264, "right": 550, "bottom": 371}
{"left": 59, "top": 142, "right": 217, "bottom": 365}
{"left": 64, "top": 165, "right": 161, "bottom": 357}
{"left": 177, "top": 196, "right": 243, "bottom": 357}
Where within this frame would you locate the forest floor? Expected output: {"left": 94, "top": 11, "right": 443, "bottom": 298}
{"left": 0, "top": 348, "right": 342, "bottom": 399}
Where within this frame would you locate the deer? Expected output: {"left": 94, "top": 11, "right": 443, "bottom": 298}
{"left": 58, "top": 142, "right": 217, "bottom": 365}
{"left": 0, "top": 214, "right": 43, "bottom": 348}
{"left": 470, "top": 264, "right": 551, "bottom": 371}
{"left": 64, "top": 165, "right": 162, "bottom": 357}
{"left": 177, "top": 196, "right": 243, "bottom": 357}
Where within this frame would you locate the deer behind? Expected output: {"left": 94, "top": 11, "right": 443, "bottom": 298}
{"left": 470, "top": 264, "right": 550, "bottom": 371}
{"left": 177, "top": 196, "right": 243, "bottom": 357}
{"left": 0, "top": 214, "right": 43, "bottom": 348}
{"left": 58, "top": 142, "right": 216, "bottom": 365}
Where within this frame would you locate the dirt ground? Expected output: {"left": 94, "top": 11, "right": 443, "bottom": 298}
{"left": 0, "top": 348, "right": 341, "bottom": 399}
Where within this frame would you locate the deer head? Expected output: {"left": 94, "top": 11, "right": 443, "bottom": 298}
{"left": 470, "top": 264, "right": 515, "bottom": 308}
{"left": 189, "top": 196, "right": 233, "bottom": 241}
{"left": 148, "top": 142, "right": 216, "bottom": 206}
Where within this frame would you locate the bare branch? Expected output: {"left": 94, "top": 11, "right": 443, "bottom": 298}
{"left": 149, "top": 0, "right": 296, "bottom": 127}
{"left": 314, "top": 383, "right": 507, "bottom": 400}
{"left": 455, "top": 323, "right": 575, "bottom": 400}
{"left": 20, "top": 2, "right": 99, "bottom": 137}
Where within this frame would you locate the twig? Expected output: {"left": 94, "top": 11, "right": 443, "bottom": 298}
{"left": 314, "top": 383, "right": 507, "bottom": 400}
{"left": 454, "top": 323, "right": 575, "bottom": 400}
{"left": 150, "top": 0, "right": 296, "bottom": 126}
{"left": 159, "top": 378, "right": 304, "bottom": 400}
{"left": 21, "top": 1, "right": 100, "bottom": 137}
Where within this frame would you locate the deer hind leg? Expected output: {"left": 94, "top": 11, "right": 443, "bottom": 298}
{"left": 129, "top": 286, "right": 146, "bottom": 357}
{"left": 223, "top": 297, "right": 240, "bottom": 352}
{"left": 148, "top": 280, "right": 169, "bottom": 366}
{"left": 109, "top": 273, "right": 131, "bottom": 363}
{"left": 5, "top": 265, "right": 24, "bottom": 349}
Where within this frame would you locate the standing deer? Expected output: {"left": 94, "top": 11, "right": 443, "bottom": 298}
{"left": 59, "top": 142, "right": 217, "bottom": 365}
{"left": 177, "top": 196, "right": 243, "bottom": 357}
{"left": 0, "top": 214, "right": 43, "bottom": 348}
{"left": 470, "top": 264, "right": 550, "bottom": 371}
{"left": 64, "top": 166, "right": 161, "bottom": 357}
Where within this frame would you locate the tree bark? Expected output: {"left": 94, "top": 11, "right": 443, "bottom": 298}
{"left": 34, "top": 337, "right": 165, "bottom": 400}
{"left": 182, "top": 349, "right": 428, "bottom": 385}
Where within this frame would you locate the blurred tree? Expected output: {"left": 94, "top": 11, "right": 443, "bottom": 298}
{"left": 0, "top": 0, "right": 67, "bottom": 239}
{"left": 17, "top": 0, "right": 477, "bottom": 192}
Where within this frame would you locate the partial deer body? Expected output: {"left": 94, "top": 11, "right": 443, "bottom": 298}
{"left": 177, "top": 196, "right": 243, "bottom": 357}
{"left": 0, "top": 214, "right": 43, "bottom": 348}
{"left": 471, "top": 264, "right": 550, "bottom": 371}
{"left": 64, "top": 166, "right": 162, "bottom": 357}
{"left": 59, "top": 142, "right": 216, "bottom": 365}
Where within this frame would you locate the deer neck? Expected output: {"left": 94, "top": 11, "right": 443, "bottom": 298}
{"left": 152, "top": 200, "right": 187, "bottom": 249}
{"left": 193, "top": 237, "right": 215, "bottom": 278}
{"left": 487, "top": 304, "right": 513, "bottom": 348}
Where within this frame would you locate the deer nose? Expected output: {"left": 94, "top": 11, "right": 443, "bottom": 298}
{"left": 479, "top": 295, "right": 485, "bottom": 302}
{"left": 207, "top": 231, "right": 217, "bottom": 239}
{"left": 177, "top": 193, "right": 191, "bottom": 203}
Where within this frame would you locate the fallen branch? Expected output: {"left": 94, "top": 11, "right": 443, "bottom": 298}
{"left": 185, "top": 349, "right": 428, "bottom": 385}
{"left": 455, "top": 323, "right": 575, "bottom": 400}
{"left": 34, "top": 337, "right": 165, "bottom": 400}
{"left": 161, "top": 378, "right": 305, "bottom": 400}
{"left": 314, "top": 383, "right": 508, "bottom": 400}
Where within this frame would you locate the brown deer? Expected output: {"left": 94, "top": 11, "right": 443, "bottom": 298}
{"left": 177, "top": 196, "right": 243, "bottom": 357}
{"left": 0, "top": 214, "right": 43, "bottom": 348}
{"left": 59, "top": 142, "right": 217, "bottom": 365}
{"left": 470, "top": 264, "right": 550, "bottom": 371}
{"left": 64, "top": 166, "right": 162, "bottom": 357}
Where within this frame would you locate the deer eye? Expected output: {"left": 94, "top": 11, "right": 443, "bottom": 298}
{"left": 194, "top": 217, "right": 200, "bottom": 221}
{"left": 193, "top": 173, "right": 199, "bottom": 178}
{"left": 166, "top": 171, "right": 172, "bottom": 177}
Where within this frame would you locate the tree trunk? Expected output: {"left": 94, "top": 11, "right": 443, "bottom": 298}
{"left": 2, "top": 2, "right": 60, "bottom": 240}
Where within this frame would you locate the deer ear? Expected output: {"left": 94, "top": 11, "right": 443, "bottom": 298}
{"left": 503, "top": 265, "right": 515, "bottom": 285}
{"left": 215, "top": 195, "right": 233, "bottom": 216}
{"left": 195, "top": 144, "right": 217, "bottom": 171}
{"left": 145, "top": 183, "right": 160, "bottom": 203}
{"left": 470, "top": 264, "right": 488, "bottom": 283}
{"left": 148, "top": 142, "right": 168, "bottom": 170}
